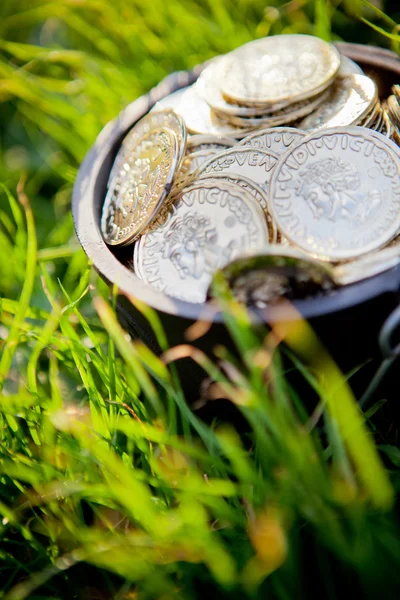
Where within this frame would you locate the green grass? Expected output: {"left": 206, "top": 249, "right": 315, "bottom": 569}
{"left": 1, "top": 1, "right": 400, "bottom": 598}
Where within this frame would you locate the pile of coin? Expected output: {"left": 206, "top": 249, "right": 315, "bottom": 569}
{"left": 155, "top": 34, "right": 393, "bottom": 142}
{"left": 100, "top": 34, "right": 400, "bottom": 307}
{"left": 385, "top": 84, "right": 400, "bottom": 145}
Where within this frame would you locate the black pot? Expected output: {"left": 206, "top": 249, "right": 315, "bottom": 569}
{"left": 72, "top": 43, "right": 400, "bottom": 408}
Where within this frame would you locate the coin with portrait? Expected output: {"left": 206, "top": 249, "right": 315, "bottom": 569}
{"left": 269, "top": 127, "right": 400, "bottom": 261}
{"left": 198, "top": 172, "right": 277, "bottom": 242}
{"left": 134, "top": 180, "right": 269, "bottom": 303}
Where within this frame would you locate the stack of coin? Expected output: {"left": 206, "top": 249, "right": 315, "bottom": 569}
{"left": 153, "top": 35, "right": 387, "bottom": 140}
{"left": 385, "top": 85, "right": 400, "bottom": 145}
{"left": 99, "top": 33, "right": 400, "bottom": 307}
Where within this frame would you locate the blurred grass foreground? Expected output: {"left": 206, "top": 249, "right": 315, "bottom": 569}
{"left": 1, "top": 1, "right": 400, "bottom": 599}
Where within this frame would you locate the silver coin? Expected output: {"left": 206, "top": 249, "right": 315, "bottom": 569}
{"left": 198, "top": 171, "right": 269, "bottom": 212}
{"left": 369, "top": 109, "right": 384, "bottom": 133}
{"left": 219, "top": 34, "right": 341, "bottom": 107}
{"left": 198, "top": 172, "right": 277, "bottom": 242}
{"left": 108, "top": 109, "right": 186, "bottom": 185}
{"left": 186, "top": 134, "right": 236, "bottom": 152}
{"left": 176, "top": 85, "right": 257, "bottom": 138}
{"left": 134, "top": 180, "right": 269, "bottom": 303}
{"left": 381, "top": 110, "right": 394, "bottom": 138}
{"left": 393, "top": 84, "right": 400, "bottom": 102}
{"left": 180, "top": 149, "right": 220, "bottom": 175}
{"left": 212, "top": 247, "right": 335, "bottom": 307}
{"left": 197, "top": 147, "right": 279, "bottom": 193}
{"left": 269, "top": 126, "right": 400, "bottom": 261}
{"left": 196, "top": 57, "right": 291, "bottom": 118}
{"left": 298, "top": 74, "right": 377, "bottom": 131}
{"left": 386, "top": 94, "right": 400, "bottom": 128}
{"left": 337, "top": 54, "right": 364, "bottom": 77}
{"left": 172, "top": 148, "right": 221, "bottom": 194}
{"left": 101, "top": 127, "right": 179, "bottom": 246}
{"left": 334, "top": 244, "right": 400, "bottom": 285}
{"left": 360, "top": 101, "right": 381, "bottom": 128}
{"left": 172, "top": 148, "right": 225, "bottom": 196}
{"left": 215, "top": 89, "right": 330, "bottom": 128}
{"left": 278, "top": 235, "right": 291, "bottom": 247}
{"left": 358, "top": 126, "right": 400, "bottom": 157}
{"left": 151, "top": 88, "right": 187, "bottom": 113}
{"left": 238, "top": 127, "right": 306, "bottom": 154}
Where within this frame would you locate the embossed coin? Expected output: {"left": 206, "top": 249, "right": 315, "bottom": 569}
{"left": 198, "top": 147, "right": 279, "bottom": 193}
{"left": 134, "top": 180, "right": 269, "bottom": 303}
{"left": 211, "top": 247, "right": 335, "bottom": 307}
{"left": 198, "top": 172, "right": 277, "bottom": 242}
{"left": 196, "top": 57, "right": 290, "bottom": 118}
{"left": 181, "top": 149, "right": 220, "bottom": 175}
{"left": 172, "top": 148, "right": 219, "bottom": 193}
{"left": 354, "top": 125, "right": 400, "bottom": 153}
{"left": 219, "top": 34, "right": 341, "bottom": 107}
{"left": 186, "top": 134, "right": 236, "bottom": 152}
{"left": 108, "top": 109, "right": 186, "bottom": 185}
{"left": 177, "top": 85, "right": 256, "bottom": 138}
{"left": 101, "top": 127, "right": 179, "bottom": 246}
{"left": 238, "top": 127, "right": 306, "bottom": 154}
{"left": 298, "top": 74, "right": 377, "bottom": 131}
{"left": 269, "top": 127, "right": 400, "bottom": 261}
